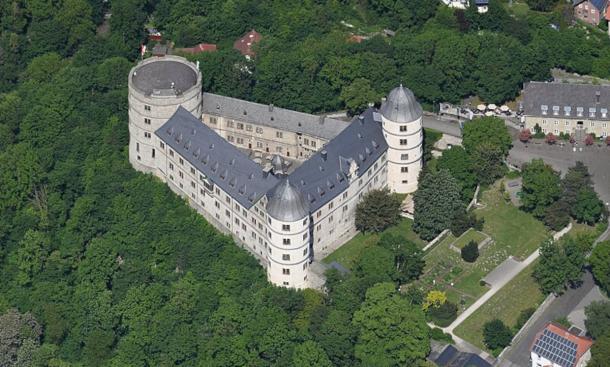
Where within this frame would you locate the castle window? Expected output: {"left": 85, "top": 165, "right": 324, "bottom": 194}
{"left": 316, "top": 224, "right": 321, "bottom": 231}
{"left": 256, "top": 142, "right": 263, "bottom": 148}
{"left": 399, "top": 125, "right": 407, "bottom": 132}
{"left": 303, "top": 232, "right": 308, "bottom": 240}
{"left": 343, "top": 205, "right": 348, "bottom": 212}
{"left": 246, "top": 125, "right": 252, "bottom": 132}
{"left": 144, "top": 105, "right": 151, "bottom": 111}
{"left": 144, "top": 118, "right": 151, "bottom": 125}
{"left": 152, "top": 149, "right": 155, "bottom": 158}
{"left": 282, "top": 224, "right": 291, "bottom": 231}
{"left": 190, "top": 167, "right": 195, "bottom": 175}
{"left": 400, "top": 139, "right": 408, "bottom": 145}
{"left": 283, "top": 281, "right": 289, "bottom": 286}
{"left": 303, "top": 262, "right": 307, "bottom": 270}
{"left": 329, "top": 216, "right": 333, "bottom": 223}
{"left": 276, "top": 132, "right": 283, "bottom": 138}
{"left": 328, "top": 202, "right": 334, "bottom": 210}
{"left": 160, "top": 141, "right": 165, "bottom": 149}
{"left": 256, "top": 127, "right": 263, "bottom": 134}
{"left": 136, "top": 142, "right": 139, "bottom": 152}
{"left": 179, "top": 158, "right": 184, "bottom": 165}
{"left": 144, "top": 132, "right": 151, "bottom": 138}
{"left": 303, "top": 218, "right": 308, "bottom": 225}
{"left": 228, "top": 135, "right": 234, "bottom": 142}
{"left": 191, "top": 181, "right": 195, "bottom": 188}
{"left": 237, "top": 137, "right": 244, "bottom": 144}
{"left": 227, "top": 120, "right": 234, "bottom": 128}
{"left": 401, "top": 154, "right": 409, "bottom": 160}
{"left": 169, "top": 149, "right": 174, "bottom": 157}
{"left": 303, "top": 248, "right": 308, "bottom": 256}
{"left": 169, "top": 163, "right": 174, "bottom": 170}
{"left": 401, "top": 167, "right": 408, "bottom": 173}
{"left": 179, "top": 171, "right": 184, "bottom": 179}
{"left": 311, "top": 141, "right": 316, "bottom": 148}
{"left": 209, "top": 117, "right": 217, "bottom": 125}
{"left": 283, "top": 238, "right": 291, "bottom": 245}
{"left": 241, "top": 224, "right": 246, "bottom": 231}
{"left": 282, "top": 268, "right": 290, "bottom": 275}
{"left": 236, "top": 123, "right": 243, "bottom": 130}
{"left": 282, "top": 254, "right": 290, "bottom": 261}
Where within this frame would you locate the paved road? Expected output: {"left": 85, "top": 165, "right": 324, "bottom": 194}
{"left": 423, "top": 114, "right": 463, "bottom": 137}
{"left": 497, "top": 272, "right": 598, "bottom": 367}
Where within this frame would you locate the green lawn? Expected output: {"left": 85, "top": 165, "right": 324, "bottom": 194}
{"left": 454, "top": 260, "right": 544, "bottom": 352}
{"left": 322, "top": 218, "right": 426, "bottom": 270}
{"left": 452, "top": 229, "right": 488, "bottom": 250}
{"left": 413, "top": 181, "right": 548, "bottom": 315}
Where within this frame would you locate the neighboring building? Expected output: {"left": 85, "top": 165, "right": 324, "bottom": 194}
{"left": 441, "top": 0, "right": 488, "bottom": 13}
{"left": 530, "top": 322, "right": 593, "bottom": 367}
{"left": 573, "top": 0, "right": 607, "bottom": 26}
{"left": 430, "top": 344, "right": 492, "bottom": 367}
{"left": 151, "top": 43, "right": 169, "bottom": 57}
{"left": 176, "top": 43, "right": 217, "bottom": 54}
{"left": 128, "top": 55, "right": 423, "bottom": 289}
{"left": 521, "top": 82, "right": 610, "bottom": 139}
{"left": 147, "top": 28, "right": 162, "bottom": 41}
{"left": 233, "top": 29, "right": 262, "bottom": 60}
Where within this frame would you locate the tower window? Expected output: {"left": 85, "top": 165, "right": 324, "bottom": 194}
{"left": 282, "top": 254, "right": 290, "bottom": 261}
{"left": 144, "top": 105, "right": 151, "bottom": 111}
{"left": 399, "top": 125, "right": 407, "bottom": 132}
{"left": 282, "top": 224, "right": 291, "bottom": 231}
{"left": 283, "top": 238, "right": 291, "bottom": 245}
{"left": 144, "top": 118, "right": 151, "bottom": 125}
{"left": 401, "top": 154, "right": 409, "bottom": 160}
{"left": 401, "top": 167, "right": 408, "bottom": 173}
{"left": 283, "top": 268, "right": 290, "bottom": 275}
{"left": 400, "top": 139, "right": 408, "bottom": 145}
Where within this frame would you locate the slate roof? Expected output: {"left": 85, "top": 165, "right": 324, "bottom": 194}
{"left": 132, "top": 59, "right": 198, "bottom": 96}
{"left": 155, "top": 107, "right": 279, "bottom": 208}
{"left": 201, "top": 93, "right": 350, "bottom": 140}
{"left": 531, "top": 323, "right": 593, "bottom": 367}
{"left": 266, "top": 180, "right": 309, "bottom": 221}
{"left": 433, "top": 345, "right": 492, "bottom": 367}
{"left": 287, "top": 108, "right": 388, "bottom": 212}
{"left": 522, "top": 82, "right": 610, "bottom": 120}
{"left": 380, "top": 85, "right": 423, "bottom": 123}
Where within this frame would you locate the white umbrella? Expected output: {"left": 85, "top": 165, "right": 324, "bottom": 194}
{"left": 477, "top": 104, "right": 486, "bottom": 111}
{"left": 485, "top": 111, "right": 494, "bottom": 116}
{"left": 500, "top": 105, "right": 509, "bottom": 112}
{"left": 487, "top": 103, "right": 497, "bottom": 110}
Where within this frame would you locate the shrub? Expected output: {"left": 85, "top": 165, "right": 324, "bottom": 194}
{"left": 545, "top": 133, "right": 557, "bottom": 145}
{"left": 451, "top": 209, "right": 484, "bottom": 236}
{"left": 543, "top": 200, "right": 571, "bottom": 231}
{"left": 428, "top": 301, "right": 458, "bottom": 327}
{"left": 461, "top": 240, "right": 479, "bottom": 262}
{"left": 514, "top": 307, "right": 536, "bottom": 331}
{"left": 430, "top": 327, "right": 454, "bottom": 344}
{"left": 483, "top": 319, "right": 513, "bottom": 351}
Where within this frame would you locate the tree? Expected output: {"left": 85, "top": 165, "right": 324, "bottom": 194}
{"left": 589, "top": 333, "right": 610, "bottom": 367}
{"left": 521, "top": 159, "right": 562, "bottom": 219}
{"left": 526, "top": 0, "right": 560, "bottom": 11}
{"left": 590, "top": 241, "right": 610, "bottom": 295}
{"left": 483, "top": 319, "right": 513, "bottom": 351}
{"left": 461, "top": 240, "right": 479, "bottom": 262}
{"left": 572, "top": 188, "right": 605, "bottom": 225}
{"left": 543, "top": 200, "right": 571, "bottom": 231}
{"left": 422, "top": 290, "right": 447, "bottom": 312}
{"left": 427, "top": 301, "right": 457, "bottom": 327}
{"left": 519, "top": 128, "right": 532, "bottom": 143}
{"left": 414, "top": 169, "right": 464, "bottom": 240}
{"left": 437, "top": 146, "right": 477, "bottom": 202}
{"left": 340, "top": 78, "right": 381, "bottom": 116}
{"left": 562, "top": 162, "right": 593, "bottom": 208}
{"left": 0, "top": 309, "right": 42, "bottom": 367}
{"left": 355, "top": 188, "right": 402, "bottom": 233}
{"left": 533, "top": 238, "right": 585, "bottom": 295}
{"left": 451, "top": 208, "right": 483, "bottom": 237}
{"left": 462, "top": 117, "right": 512, "bottom": 156}
{"left": 378, "top": 233, "right": 425, "bottom": 284}
{"left": 545, "top": 133, "right": 557, "bottom": 145}
{"left": 292, "top": 341, "right": 333, "bottom": 367}
{"left": 352, "top": 283, "right": 430, "bottom": 366}
{"left": 585, "top": 301, "right": 610, "bottom": 339}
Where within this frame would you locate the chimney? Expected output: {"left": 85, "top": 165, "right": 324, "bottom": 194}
{"left": 269, "top": 104, "right": 274, "bottom": 112}
{"left": 596, "top": 91, "right": 601, "bottom": 104}
{"left": 321, "top": 150, "right": 328, "bottom": 161}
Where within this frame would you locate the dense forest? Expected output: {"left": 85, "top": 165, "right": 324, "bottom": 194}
{"left": 1, "top": 0, "right": 610, "bottom": 366}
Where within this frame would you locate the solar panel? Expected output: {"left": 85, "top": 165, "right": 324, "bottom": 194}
{"left": 532, "top": 330, "right": 579, "bottom": 367}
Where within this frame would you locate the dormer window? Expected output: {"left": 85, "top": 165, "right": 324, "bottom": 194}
{"left": 564, "top": 106, "right": 571, "bottom": 116}
{"left": 552, "top": 106, "right": 559, "bottom": 116}
{"left": 589, "top": 107, "right": 596, "bottom": 118}
{"left": 577, "top": 107, "right": 584, "bottom": 117}
{"left": 601, "top": 108, "right": 607, "bottom": 118}
{"left": 541, "top": 105, "right": 548, "bottom": 115}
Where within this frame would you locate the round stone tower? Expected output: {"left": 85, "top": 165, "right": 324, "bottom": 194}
{"left": 380, "top": 85, "right": 424, "bottom": 193}
{"left": 265, "top": 180, "right": 310, "bottom": 289}
{"left": 128, "top": 55, "right": 202, "bottom": 173}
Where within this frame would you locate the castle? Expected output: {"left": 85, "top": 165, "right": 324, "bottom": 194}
{"left": 128, "top": 55, "right": 423, "bottom": 289}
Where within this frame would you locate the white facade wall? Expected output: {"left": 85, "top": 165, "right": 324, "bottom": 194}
{"left": 524, "top": 116, "right": 610, "bottom": 138}
{"left": 128, "top": 56, "right": 202, "bottom": 174}
{"left": 201, "top": 113, "right": 326, "bottom": 160}
{"left": 381, "top": 114, "right": 423, "bottom": 194}
{"left": 266, "top": 214, "right": 310, "bottom": 289}
{"left": 312, "top": 154, "right": 388, "bottom": 256}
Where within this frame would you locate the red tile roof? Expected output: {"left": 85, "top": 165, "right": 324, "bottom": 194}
{"left": 233, "top": 29, "right": 262, "bottom": 57}
{"left": 531, "top": 322, "right": 593, "bottom": 367}
{"left": 178, "top": 43, "right": 217, "bottom": 54}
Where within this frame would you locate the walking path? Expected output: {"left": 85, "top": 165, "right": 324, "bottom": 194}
{"left": 443, "top": 249, "right": 540, "bottom": 334}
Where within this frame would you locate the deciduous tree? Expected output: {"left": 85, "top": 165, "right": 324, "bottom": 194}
{"left": 355, "top": 188, "right": 402, "bottom": 233}
{"left": 483, "top": 319, "right": 513, "bottom": 351}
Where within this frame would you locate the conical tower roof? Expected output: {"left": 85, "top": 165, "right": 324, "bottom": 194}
{"left": 380, "top": 85, "right": 423, "bottom": 123}
{"left": 266, "top": 180, "right": 309, "bottom": 222}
